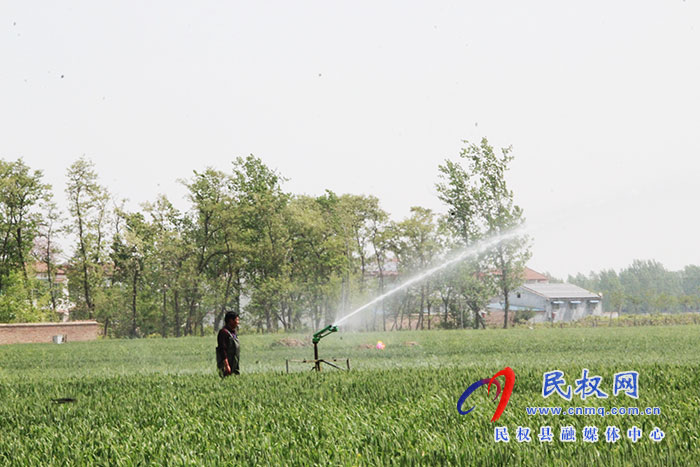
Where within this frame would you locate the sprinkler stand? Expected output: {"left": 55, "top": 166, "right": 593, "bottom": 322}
{"left": 285, "top": 325, "right": 350, "bottom": 372}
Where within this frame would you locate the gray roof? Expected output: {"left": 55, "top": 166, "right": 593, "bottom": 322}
{"left": 520, "top": 283, "right": 600, "bottom": 299}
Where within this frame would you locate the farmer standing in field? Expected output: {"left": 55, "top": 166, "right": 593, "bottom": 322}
{"left": 217, "top": 311, "right": 240, "bottom": 377}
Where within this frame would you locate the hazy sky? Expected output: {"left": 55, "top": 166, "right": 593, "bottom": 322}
{"left": 2, "top": 1, "right": 699, "bottom": 278}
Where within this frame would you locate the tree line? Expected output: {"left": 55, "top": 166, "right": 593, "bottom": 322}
{"left": 1, "top": 138, "right": 531, "bottom": 336}
{"left": 567, "top": 260, "right": 700, "bottom": 315}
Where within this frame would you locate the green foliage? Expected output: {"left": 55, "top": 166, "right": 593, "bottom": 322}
{"left": 0, "top": 271, "right": 53, "bottom": 323}
{"left": 0, "top": 326, "right": 697, "bottom": 464}
{"left": 436, "top": 138, "right": 531, "bottom": 328}
{"left": 33, "top": 197, "right": 65, "bottom": 313}
{"left": 9, "top": 152, "right": 699, "bottom": 340}
{"left": 2, "top": 147, "right": 540, "bottom": 334}
{"left": 569, "top": 260, "right": 700, "bottom": 315}
{"left": 512, "top": 309, "right": 535, "bottom": 325}
{"left": 0, "top": 159, "right": 48, "bottom": 279}
{"left": 65, "top": 157, "right": 111, "bottom": 319}
{"left": 519, "top": 312, "right": 700, "bottom": 329}
{"left": 0, "top": 271, "right": 31, "bottom": 322}
{"left": 390, "top": 207, "right": 442, "bottom": 330}
{"left": 0, "top": 158, "right": 52, "bottom": 321}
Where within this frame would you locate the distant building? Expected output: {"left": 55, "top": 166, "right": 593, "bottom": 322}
{"left": 522, "top": 267, "right": 549, "bottom": 284}
{"left": 496, "top": 283, "right": 603, "bottom": 323}
{"left": 490, "top": 266, "right": 549, "bottom": 284}
{"left": 365, "top": 257, "right": 399, "bottom": 277}
{"left": 33, "top": 262, "right": 68, "bottom": 285}
{"left": 33, "top": 262, "right": 73, "bottom": 321}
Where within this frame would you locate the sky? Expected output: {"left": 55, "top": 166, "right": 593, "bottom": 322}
{"left": 1, "top": 1, "right": 699, "bottom": 278}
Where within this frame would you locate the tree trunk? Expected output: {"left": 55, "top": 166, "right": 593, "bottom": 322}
{"left": 382, "top": 300, "right": 387, "bottom": 331}
{"left": 503, "top": 287, "right": 510, "bottom": 329}
{"left": 342, "top": 236, "right": 351, "bottom": 315}
{"left": 185, "top": 296, "right": 195, "bottom": 336}
{"left": 46, "top": 239, "right": 57, "bottom": 312}
{"left": 235, "top": 272, "right": 242, "bottom": 314}
{"left": 418, "top": 286, "right": 425, "bottom": 330}
{"left": 214, "top": 272, "right": 234, "bottom": 332}
{"left": 313, "top": 302, "right": 320, "bottom": 332}
{"left": 75, "top": 198, "right": 94, "bottom": 319}
{"left": 174, "top": 290, "right": 181, "bottom": 337}
{"left": 265, "top": 305, "right": 272, "bottom": 332}
{"left": 0, "top": 226, "right": 12, "bottom": 291}
{"left": 161, "top": 288, "right": 168, "bottom": 337}
{"left": 15, "top": 226, "right": 33, "bottom": 305}
{"left": 427, "top": 301, "right": 432, "bottom": 329}
{"left": 131, "top": 269, "right": 139, "bottom": 338}
{"left": 441, "top": 289, "right": 451, "bottom": 327}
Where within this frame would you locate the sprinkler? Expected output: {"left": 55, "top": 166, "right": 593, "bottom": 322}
{"left": 312, "top": 324, "right": 337, "bottom": 344}
{"left": 312, "top": 325, "right": 337, "bottom": 372}
{"left": 285, "top": 324, "right": 350, "bottom": 372}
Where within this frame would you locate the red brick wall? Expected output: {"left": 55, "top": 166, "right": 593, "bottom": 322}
{"left": 0, "top": 321, "right": 99, "bottom": 345}
{"left": 484, "top": 310, "right": 516, "bottom": 328}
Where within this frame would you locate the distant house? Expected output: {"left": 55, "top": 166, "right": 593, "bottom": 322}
{"left": 33, "top": 262, "right": 73, "bottom": 321}
{"left": 33, "top": 262, "right": 68, "bottom": 285}
{"left": 365, "top": 257, "right": 399, "bottom": 277}
{"left": 490, "top": 266, "right": 549, "bottom": 284}
{"left": 503, "top": 283, "right": 603, "bottom": 323}
{"left": 522, "top": 267, "right": 549, "bottom": 284}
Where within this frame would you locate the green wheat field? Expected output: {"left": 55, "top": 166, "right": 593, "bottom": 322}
{"left": 1, "top": 325, "right": 699, "bottom": 465}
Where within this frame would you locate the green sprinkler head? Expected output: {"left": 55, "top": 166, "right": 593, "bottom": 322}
{"left": 312, "top": 325, "right": 338, "bottom": 344}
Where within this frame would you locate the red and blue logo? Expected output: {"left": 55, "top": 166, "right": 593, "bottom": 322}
{"left": 457, "top": 367, "right": 515, "bottom": 422}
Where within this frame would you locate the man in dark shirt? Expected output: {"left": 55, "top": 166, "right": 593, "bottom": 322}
{"left": 217, "top": 311, "right": 240, "bottom": 377}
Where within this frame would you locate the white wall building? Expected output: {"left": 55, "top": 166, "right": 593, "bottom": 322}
{"left": 504, "top": 283, "right": 603, "bottom": 323}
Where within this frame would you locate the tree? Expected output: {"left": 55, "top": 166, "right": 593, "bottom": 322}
{"left": 111, "top": 210, "right": 155, "bottom": 337}
{"left": 288, "top": 193, "right": 348, "bottom": 331}
{"left": 681, "top": 265, "right": 700, "bottom": 297}
{"left": 366, "top": 199, "right": 392, "bottom": 331}
{"left": 461, "top": 266, "right": 496, "bottom": 329}
{"left": 431, "top": 216, "right": 495, "bottom": 329}
{"left": 0, "top": 158, "right": 50, "bottom": 303}
{"left": 598, "top": 269, "right": 624, "bottom": 317}
{"left": 181, "top": 167, "right": 231, "bottom": 335}
{"left": 34, "top": 196, "right": 65, "bottom": 313}
{"left": 203, "top": 192, "right": 246, "bottom": 333}
{"left": 392, "top": 207, "right": 441, "bottom": 329}
{"left": 144, "top": 195, "right": 189, "bottom": 337}
{"left": 229, "top": 155, "right": 291, "bottom": 332}
{"left": 0, "top": 270, "right": 52, "bottom": 323}
{"left": 336, "top": 194, "right": 375, "bottom": 316}
{"left": 65, "top": 157, "right": 110, "bottom": 319}
{"left": 436, "top": 138, "right": 531, "bottom": 329}
{"left": 619, "top": 260, "right": 681, "bottom": 314}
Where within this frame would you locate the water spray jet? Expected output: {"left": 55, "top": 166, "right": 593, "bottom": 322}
{"left": 285, "top": 228, "right": 526, "bottom": 372}
{"left": 333, "top": 227, "right": 527, "bottom": 326}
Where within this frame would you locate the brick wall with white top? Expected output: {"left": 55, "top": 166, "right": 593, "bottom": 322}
{"left": 0, "top": 321, "right": 99, "bottom": 345}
